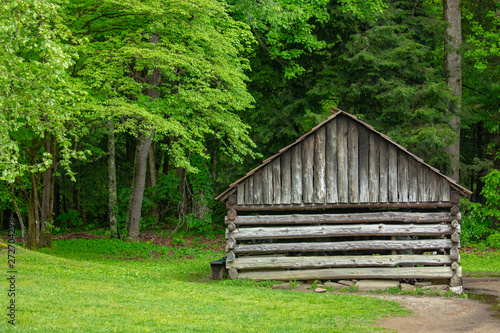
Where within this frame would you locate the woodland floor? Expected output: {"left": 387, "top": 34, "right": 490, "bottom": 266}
{"left": 52, "top": 231, "right": 500, "bottom": 332}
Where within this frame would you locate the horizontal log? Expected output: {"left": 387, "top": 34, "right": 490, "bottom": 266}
{"left": 237, "top": 266, "right": 454, "bottom": 281}
{"left": 226, "top": 212, "right": 460, "bottom": 225}
{"left": 227, "top": 224, "right": 458, "bottom": 240}
{"left": 227, "top": 202, "right": 456, "bottom": 211}
{"left": 233, "top": 239, "right": 453, "bottom": 254}
{"left": 227, "top": 254, "right": 452, "bottom": 270}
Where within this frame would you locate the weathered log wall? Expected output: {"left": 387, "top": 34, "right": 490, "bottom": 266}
{"left": 225, "top": 208, "right": 462, "bottom": 283}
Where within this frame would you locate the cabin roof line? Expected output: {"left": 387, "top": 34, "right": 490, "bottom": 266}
{"left": 215, "top": 107, "right": 472, "bottom": 201}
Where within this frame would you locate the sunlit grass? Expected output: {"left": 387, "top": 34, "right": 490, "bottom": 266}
{"left": 0, "top": 240, "right": 408, "bottom": 332}
{"left": 461, "top": 251, "right": 500, "bottom": 276}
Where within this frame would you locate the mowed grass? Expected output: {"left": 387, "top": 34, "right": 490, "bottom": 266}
{"left": 461, "top": 250, "right": 500, "bottom": 276}
{"left": 0, "top": 239, "right": 408, "bottom": 332}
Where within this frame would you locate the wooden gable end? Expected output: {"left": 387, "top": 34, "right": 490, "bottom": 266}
{"left": 230, "top": 113, "right": 463, "bottom": 210}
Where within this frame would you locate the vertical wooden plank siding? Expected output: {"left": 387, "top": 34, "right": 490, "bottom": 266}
{"left": 237, "top": 183, "right": 245, "bottom": 205}
{"left": 314, "top": 127, "right": 326, "bottom": 203}
{"left": 253, "top": 170, "right": 263, "bottom": 205}
{"left": 441, "top": 178, "right": 450, "bottom": 202}
{"left": 358, "top": 126, "right": 369, "bottom": 203}
{"left": 388, "top": 144, "right": 398, "bottom": 202}
{"left": 326, "top": 120, "right": 338, "bottom": 203}
{"left": 302, "top": 136, "right": 315, "bottom": 204}
{"left": 291, "top": 143, "right": 303, "bottom": 204}
{"left": 408, "top": 157, "right": 418, "bottom": 202}
{"left": 426, "top": 167, "right": 435, "bottom": 202}
{"left": 337, "top": 117, "right": 349, "bottom": 203}
{"left": 262, "top": 165, "right": 270, "bottom": 204}
{"left": 379, "top": 140, "right": 389, "bottom": 203}
{"left": 348, "top": 120, "right": 359, "bottom": 203}
{"left": 433, "top": 173, "right": 441, "bottom": 202}
{"left": 272, "top": 158, "right": 281, "bottom": 204}
{"left": 265, "top": 165, "right": 274, "bottom": 204}
{"left": 281, "top": 151, "right": 291, "bottom": 204}
{"left": 368, "top": 132, "right": 380, "bottom": 203}
{"left": 418, "top": 164, "right": 427, "bottom": 202}
{"left": 398, "top": 152, "right": 409, "bottom": 203}
{"left": 245, "top": 177, "right": 253, "bottom": 205}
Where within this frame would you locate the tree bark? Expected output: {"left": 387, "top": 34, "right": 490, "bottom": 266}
{"left": 108, "top": 120, "right": 118, "bottom": 239}
{"left": 443, "top": 0, "right": 462, "bottom": 181}
{"left": 125, "top": 33, "right": 160, "bottom": 241}
{"left": 126, "top": 131, "right": 154, "bottom": 241}
{"left": 148, "top": 142, "right": 160, "bottom": 224}
{"left": 10, "top": 185, "right": 26, "bottom": 247}
{"left": 40, "top": 134, "right": 56, "bottom": 248}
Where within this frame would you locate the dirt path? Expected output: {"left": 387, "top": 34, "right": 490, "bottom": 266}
{"left": 374, "top": 277, "right": 500, "bottom": 332}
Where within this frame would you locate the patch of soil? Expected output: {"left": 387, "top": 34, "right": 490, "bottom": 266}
{"left": 373, "top": 277, "right": 500, "bottom": 333}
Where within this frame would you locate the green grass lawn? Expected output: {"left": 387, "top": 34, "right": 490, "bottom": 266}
{"left": 0, "top": 239, "right": 409, "bottom": 332}
{"left": 461, "top": 250, "right": 500, "bottom": 277}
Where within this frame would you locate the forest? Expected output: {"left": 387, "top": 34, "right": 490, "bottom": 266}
{"left": 1, "top": 0, "right": 499, "bottom": 250}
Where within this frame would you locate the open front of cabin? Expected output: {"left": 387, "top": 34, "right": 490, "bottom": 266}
{"left": 216, "top": 109, "right": 471, "bottom": 290}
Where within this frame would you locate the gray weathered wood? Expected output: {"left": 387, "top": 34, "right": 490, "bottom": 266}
{"left": 262, "top": 165, "right": 271, "bottom": 205}
{"left": 245, "top": 178, "right": 253, "bottom": 205}
{"left": 379, "top": 140, "right": 389, "bottom": 203}
{"left": 227, "top": 208, "right": 237, "bottom": 220}
{"left": 408, "top": 157, "right": 418, "bottom": 202}
{"left": 227, "top": 251, "right": 236, "bottom": 262}
{"left": 253, "top": 170, "right": 262, "bottom": 205}
{"left": 302, "top": 135, "right": 315, "bottom": 204}
{"left": 272, "top": 158, "right": 281, "bottom": 205}
{"left": 433, "top": 173, "right": 441, "bottom": 202}
{"left": 451, "top": 232, "right": 460, "bottom": 243}
{"left": 326, "top": 120, "right": 338, "bottom": 203}
{"left": 388, "top": 144, "right": 398, "bottom": 202}
{"left": 228, "top": 255, "right": 453, "bottom": 270}
{"left": 369, "top": 132, "right": 380, "bottom": 203}
{"left": 230, "top": 223, "right": 456, "bottom": 240}
{"left": 227, "top": 202, "right": 456, "bottom": 211}
{"left": 237, "top": 183, "right": 245, "bottom": 205}
{"left": 398, "top": 152, "right": 409, "bottom": 203}
{"left": 291, "top": 143, "right": 303, "bottom": 204}
{"left": 418, "top": 164, "right": 426, "bottom": 202}
{"left": 227, "top": 222, "right": 236, "bottom": 231}
{"left": 237, "top": 266, "right": 454, "bottom": 281}
{"left": 348, "top": 119, "right": 359, "bottom": 203}
{"left": 451, "top": 261, "right": 459, "bottom": 271}
{"left": 441, "top": 178, "right": 450, "bottom": 202}
{"left": 450, "top": 247, "right": 460, "bottom": 260}
{"left": 314, "top": 127, "right": 326, "bottom": 204}
{"left": 228, "top": 194, "right": 237, "bottom": 206}
{"left": 426, "top": 167, "right": 435, "bottom": 202}
{"left": 228, "top": 268, "right": 239, "bottom": 280}
{"left": 227, "top": 237, "right": 236, "bottom": 250}
{"left": 359, "top": 126, "right": 369, "bottom": 203}
{"left": 227, "top": 211, "right": 458, "bottom": 225}
{"left": 451, "top": 206, "right": 460, "bottom": 216}
{"left": 281, "top": 151, "right": 291, "bottom": 204}
{"left": 338, "top": 116, "right": 349, "bottom": 203}
{"left": 233, "top": 239, "right": 453, "bottom": 254}
{"left": 451, "top": 220, "right": 460, "bottom": 228}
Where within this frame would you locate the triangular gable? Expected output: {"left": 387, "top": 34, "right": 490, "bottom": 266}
{"left": 216, "top": 108, "right": 471, "bottom": 207}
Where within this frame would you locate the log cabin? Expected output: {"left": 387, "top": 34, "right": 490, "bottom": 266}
{"left": 215, "top": 108, "right": 471, "bottom": 289}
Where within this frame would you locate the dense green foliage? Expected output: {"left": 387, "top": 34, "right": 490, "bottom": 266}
{"left": 0, "top": 0, "right": 498, "bottom": 245}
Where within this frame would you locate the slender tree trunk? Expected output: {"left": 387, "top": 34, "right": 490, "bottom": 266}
{"left": 177, "top": 167, "right": 188, "bottom": 223}
{"left": 148, "top": 143, "right": 160, "bottom": 224}
{"left": 108, "top": 120, "right": 118, "bottom": 239}
{"left": 10, "top": 186, "right": 26, "bottom": 247}
{"left": 443, "top": 0, "right": 462, "bottom": 181}
{"left": 40, "top": 135, "right": 56, "bottom": 248}
{"left": 126, "top": 131, "right": 155, "bottom": 241}
{"left": 126, "top": 33, "right": 160, "bottom": 241}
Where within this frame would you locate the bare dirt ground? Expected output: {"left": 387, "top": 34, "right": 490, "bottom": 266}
{"left": 373, "top": 277, "right": 500, "bottom": 332}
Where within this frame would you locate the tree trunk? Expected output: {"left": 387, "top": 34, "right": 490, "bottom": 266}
{"left": 108, "top": 120, "right": 118, "bottom": 239}
{"left": 40, "top": 135, "right": 56, "bottom": 248}
{"left": 125, "top": 33, "right": 160, "bottom": 241}
{"left": 148, "top": 142, "right": 160, "bottom": 225}
{"left": 177, "top": 166, "right": 188, "bottom": 223}
{"left": 443, "top": 0, "right": 462, "bottom": 182}
{"left": 10, "top": 186, "right": 26, "bottom": 247}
